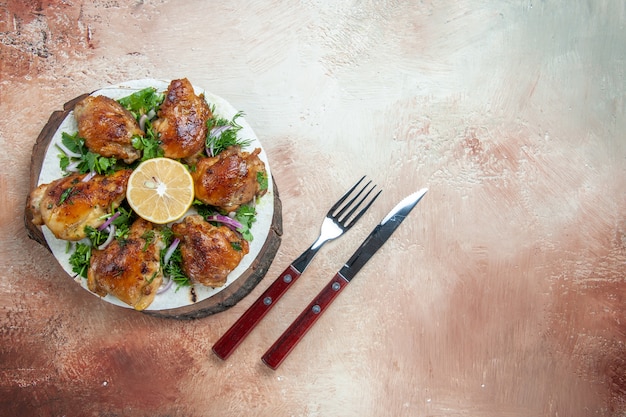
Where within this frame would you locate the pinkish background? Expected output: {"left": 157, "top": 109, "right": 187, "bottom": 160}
{"left": 1, "top": 1, "right": 625, "bottom": 416}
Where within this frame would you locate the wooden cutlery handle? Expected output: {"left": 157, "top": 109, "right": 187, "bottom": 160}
{"left": 212, "top": 265, "right": 303, "bottom": 360}
{"left": 261, "top": 273, "right": 349, "bottom": 370}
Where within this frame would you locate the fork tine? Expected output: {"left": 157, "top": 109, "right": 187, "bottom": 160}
{"left": 340, "top": 187, "right": 381, "bottom": 228}
{"left": 330, "top": 177, "right": 381, "bottom": 228}
{"left": 333, "top": 179, "right": 373, "bottom": 220}
{"left": 328, "top": 176, "right": 366, "bottom": 214}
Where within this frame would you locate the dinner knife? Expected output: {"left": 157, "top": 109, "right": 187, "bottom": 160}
{"left": 261, "top": 188, "right": 428, "bottom": 369}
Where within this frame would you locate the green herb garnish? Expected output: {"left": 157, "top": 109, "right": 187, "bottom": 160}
{"left": 131, "top": 122, "right": 164, "bottom": 161}
{"left": 85, "top": 225, "right": 107, "bottom": 247}
{"left": 117, "top": 87, "right": 164, "bottom": 117}
{"left": 235, "top": 204, "right": 257, "bottom": 242}
{"left": 141, "top": 230, "right": 155, "bottom": 251}
{"left": 57, "top": 186, "right": 76, "bottom": 205}
{"left": 205, "top": 110, "right": 251, "bottom": 156}
{"left": 161, "top": 244, "right": 191, "bottom": 288}
{"left": 58, "top": 132, "right": 118, "bottom": 175}
{"left": 257, "top": 171, "right": 268, "bottom": 192}
{"left": 69, "top": 243, "right": 91, "bottom": 278}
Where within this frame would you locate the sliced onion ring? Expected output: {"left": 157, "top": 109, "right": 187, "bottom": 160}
{"left": 206, "top": 214, "right": 242, "bottom": 231}
{"left": 56, "top": 142, "right": 82, "bottom": 159}
{"left": 156, "top": 278, "right": 174, "bottom": 295}
{"left": 163, "top": 238, "right": 180, "bottom": 266}
{"left": 82, "top": 171, "right": 96, "bottom": 182}
{"left": 139, "top": 114, "right": 149, "bottom": 131}
{"left": 97, "top": 225, "right": 115, "bottom": 250}
{"left": 65, "top": 160, "right": 81, "bottom": 173}
{"left": 210, "top": 125, "right": 231, "bottom": 138}
{"left": 206, "top": 125, "right": 231, "bottom": 157}
{"left": 98, "top": 211, "right": 121, "bottom": 232}
{"left": 157, "top": 238, "right": 181, "bottom": 295}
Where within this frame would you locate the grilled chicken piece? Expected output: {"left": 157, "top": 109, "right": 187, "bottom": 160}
{"left": 27, "top": 170, "right": 131, "bottom": 241}
{"left": 192, "top": 146, "right": 267, "bottom": 212}
{"left": 74, "top": 95, "right": 142, "bottom": 164}
{"left": 87, "top": 218, "right": 165, "bottom": 311}
{"left": 172, "top": 215, "right": 249, "bottom": 287}
{"left": 152, "top": 78, "right": 212, "bottom": 159}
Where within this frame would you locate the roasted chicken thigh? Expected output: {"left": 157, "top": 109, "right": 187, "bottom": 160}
{"left": 192, "top": 146, "right": 267, "bottom": 212}
{"left": 152, "top": 78, "right": 212, "bottom": 159}
{"left": 27, "top": 169, "right": 131, "bottom": 241}
{"left": 172, "top": 215, "right": 249, "bottom": 287}
{"left": 74, "top": 95, "right": 142, "bottom": 164}
{"left": 87, "top": 218, "right": 165, "bottom": 311}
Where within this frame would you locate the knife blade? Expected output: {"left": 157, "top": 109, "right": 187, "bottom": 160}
{"left": 261, "top": 188, "right": 428, "bottom": 369}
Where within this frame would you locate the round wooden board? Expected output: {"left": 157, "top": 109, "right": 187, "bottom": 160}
{"left": 24, "top": 94, "right": 283, "bottom": 320}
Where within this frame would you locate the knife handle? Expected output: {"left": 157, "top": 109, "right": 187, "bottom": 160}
{"left": 212, "top": 265, "right": 303, "bottom": 360}
{"left": 261, "top": 273, "right": 349, "bottom": 370}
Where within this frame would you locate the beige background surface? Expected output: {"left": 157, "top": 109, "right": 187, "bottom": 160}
{"left": 1, "top": 1, "right": 625, "bottom": 416}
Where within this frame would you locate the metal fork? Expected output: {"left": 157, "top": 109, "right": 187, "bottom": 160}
{"left": 212, "top": 176, "right": 381, "bottom": 360}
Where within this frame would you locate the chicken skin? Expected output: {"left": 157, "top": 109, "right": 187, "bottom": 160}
{"left": 172, "top": 215, "right": 249, "bottom": 287}
{"left": 152, "top": 78, "right": 212, "bottom": 159}
{"left": 27, "top": 169, "right": 131, "bottom": 241}
{"left": 87, "top": 218, "right": 165, "bottom": 311}
{"left": 192, "top": 146, "right": 267, "bottom": 212}
{"left": 74, "top": 95, "right": 143, "bottom": 164}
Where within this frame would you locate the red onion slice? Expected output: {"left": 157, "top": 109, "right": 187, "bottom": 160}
{"left": 156, "top": 278, "right": 174, "bottom": 295}
{"left": 206, "top": 125, "right": 231, "bottom": 156}
{"left": 97, "top": 211, "right": 121, "bottom": 231}
{"left": 209, "top": 125, "right": 231, "bottom": 139}
{"left": 163, "top": 238, "right": 180, "bottom": 266}
{"left": 206, "top": 214, "right": 243, "bottom": 231}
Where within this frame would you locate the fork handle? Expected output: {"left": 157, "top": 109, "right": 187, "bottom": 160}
{"left": 261, "top": 273, "right": 349, "bottom": 370}
{"left": 212, "top": 264, "right": 303, "bottom": 360}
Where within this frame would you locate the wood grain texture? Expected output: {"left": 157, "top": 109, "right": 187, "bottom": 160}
{"left": 1, "top": 0, "right": 625, "bottom": 416}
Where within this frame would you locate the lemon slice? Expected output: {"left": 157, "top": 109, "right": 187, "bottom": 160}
{"left": 126, "top": 158, "right": 194, "bottom": 224}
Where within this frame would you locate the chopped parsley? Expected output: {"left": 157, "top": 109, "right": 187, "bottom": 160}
{"left": 84, "top": 225, "right": 107, "bottom": 247}
{"left": 117, "top": 87, "right": 164, "bottom": 118}
{"left": 141, "top": 230, "right": 155, "bottom": 251}
{"left": 116, "top": 87, "right": 165, "bottom": 162}
{"left": 257, "top": 171, "right": 268, "bottom": 192}
{"left": 132, "top": 130, "right": 163, "bottom": 161}
{"left": 111, "top": 206, "right": 133, "bottom": 241}
{"left": 235, "top": 204, "right": 257, "bottom": 241}
{"left": 57, "top": 186, "right": 77, "bottom": 205}
{"left": 69, "top": 243, "right": 91, "bottom": 278}
{"left": 58, "top": 132, "right": 118, "bottom": 175}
